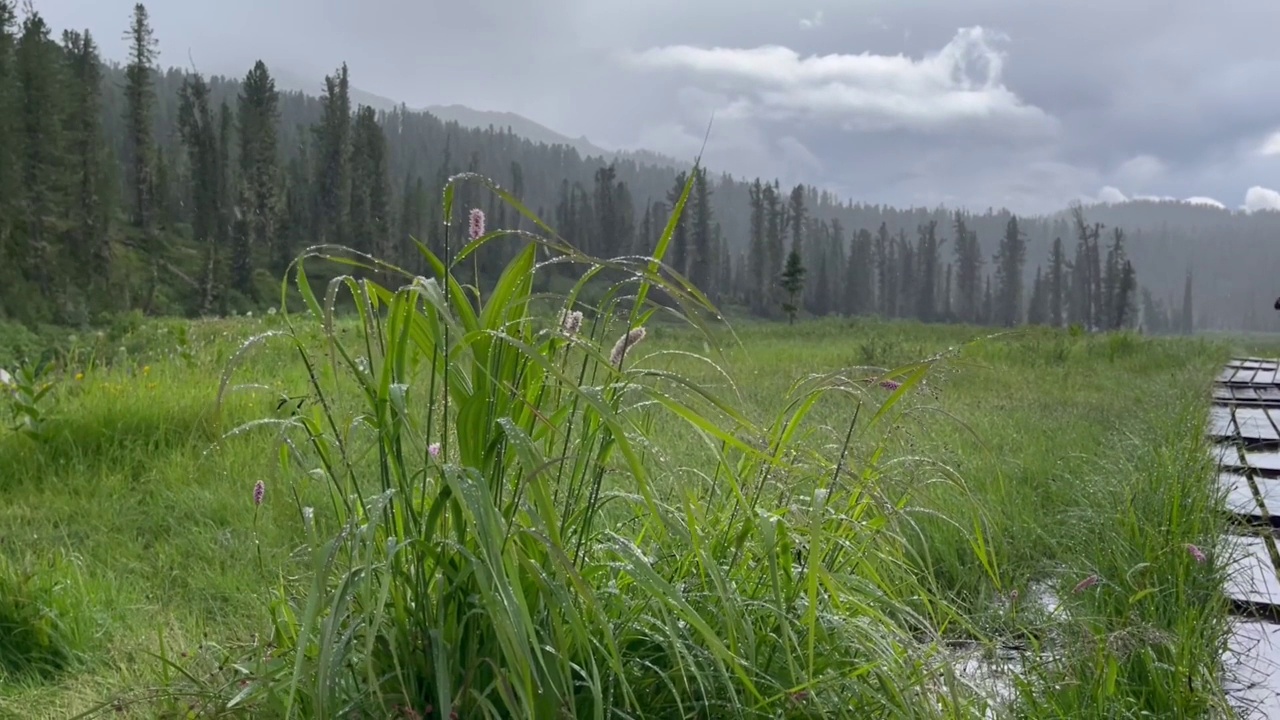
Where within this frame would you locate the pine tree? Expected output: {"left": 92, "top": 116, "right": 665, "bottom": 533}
{"left": 850, "top": 225, "right": 875, "bottom": 316}
{"left": 665, "top": 171, "right": 688, "bottom": 276}
{"left": 942, "top": 263, "right": 953, "bottom": 321}
{"left": 122, "top": 3, "right": 157, "bottom": 234}
{"left": 1181, "top": 269, "right": 1194, "bottom": 335}
{"left": 780, "top": 246, "right": 805, "bottom": 324}
{"left": 15, "top": 7, "right": 67, "bottom": 302}
{"left": 237, "top": 60, "right": 279, "bottom": 277}
{"left": 873, "top": 222, "right": 890, "bottom": 315}
{"left": 993, "top": 215, "right": 1027, "bottom": 327}
{"left": 915, "top": 220, "right": 940, "bottom": 321}
{"left": 895, "top": 228, "right": 913, "bottom": 318}
{"left": 216, "top": 100, "right": 234, "bottom": 301}
{"left": 0, "top": 1, "right": 17, "bottom": 309}
{"left": 1102, "top": 227, "right": 1131, "bottom": 330}
{"left": 953, "top": 211, "right": 982, "bottom": 323}
{"left": 364, "top": 111, "right": 391, "bottom": 273}
{"left": 764, "top": 182, "right": 784, "bottom": 312}
{"left": 1027, "top": 266, "right": 1046, "bottom": 325}
{"left": 313, "top": 63, "right": 351, "bottom": 246}
{"left": 981, "top": 275, "right": 993, "bottom": 325}
{"left": 62, "top": 29, "right": 110, "bottom": 299}
{"left": 747, "top": 179, "right": 766, "bottom": 314}
{"left": 591, "top": 164, "right": 617, "bottom": 258}
{"left": 177, "top": 73, "right": 223, "bottom": 313}
{"left": 689, "top": 167, "right": 712, "bottom": 293}
{"left": 1047, "top": 237, "right": 1066, "bottom": 327}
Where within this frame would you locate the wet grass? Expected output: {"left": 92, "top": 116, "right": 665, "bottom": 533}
{"left": 0, "top": 312, "right": 1262, "bottom": 718}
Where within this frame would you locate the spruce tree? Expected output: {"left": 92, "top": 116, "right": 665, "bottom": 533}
{"left": 994, "top": 215, "right": 1027, "bottom": 327}
{"left": 237, "top": 60, "right": 279, "bottom": 277}
{"left": 690, "top": 167, "right": 712, "bottom": 293}
{"left": 780, "top": 247, "right": 805, "bottom": 324}
{"left": 176, "top": 73, "right": 221, "bottom": 313}
{"left": 15, "top": 8, "right": 67, "bottom": 302}
{"left": 62, "top": 29, "right": 110, "bottom": 296}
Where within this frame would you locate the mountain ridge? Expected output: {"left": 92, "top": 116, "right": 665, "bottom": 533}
{"left": 272, "top": 71, "right": 685, "bottom": 169}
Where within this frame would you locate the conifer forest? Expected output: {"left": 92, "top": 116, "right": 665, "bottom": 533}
{"left": 7, "top": 1, "right": 1280, "bottom": 334}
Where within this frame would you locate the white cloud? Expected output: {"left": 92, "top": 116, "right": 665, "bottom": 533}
{"left": 1260, "top": 130, "right": 1280, "bottom": 157}
{"left": 799, "top": 10, "right": 824, "bottom": 29}
{"left": 1087, "top": 187, "right": 1244, "bottom": 210}
{"left": 1244, "top": 185, "right": 1280, "bottom": 212}
{"left": 1096, "top": 185, "right": 1128, "bottom": 203}
{"left": 1113, "top": 154, "right": 1166, "bottom": 186}
{"left": 1183, "top": 196, "right": 1227, "bottom": 209}
{"left": 625, "top": 26, "right": 1057, "bottom": 135}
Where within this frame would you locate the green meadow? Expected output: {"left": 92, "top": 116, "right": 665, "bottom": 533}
{"left": 0, "top": 303, "right": 1262, "bottom": 718}
{"left": 0, "top": 180, "right": 1275, "bottom": 718}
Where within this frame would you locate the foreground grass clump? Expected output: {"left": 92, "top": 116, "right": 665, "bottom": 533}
{"left": 200, "top": 174, "right": 964, "bottom": 718}
{"left": 0, "top": 173, "right": 1252, "bottom": 718}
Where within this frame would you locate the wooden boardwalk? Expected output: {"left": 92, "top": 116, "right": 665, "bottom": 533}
{"left": 1214, "top": 357, "right": 1280, "bottom": 716}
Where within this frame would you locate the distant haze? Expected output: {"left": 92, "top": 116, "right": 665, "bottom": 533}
{"left": 33, "top": 0, "right": 1280, "bottom": 215}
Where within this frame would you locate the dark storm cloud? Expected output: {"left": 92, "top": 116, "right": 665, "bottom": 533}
{"left": 34, "top": 0, "right": 1280, "bottom": 213}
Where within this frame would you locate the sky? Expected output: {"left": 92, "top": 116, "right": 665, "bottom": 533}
{"left": 32, "top": 0, "right": 1280, "bottom": 215}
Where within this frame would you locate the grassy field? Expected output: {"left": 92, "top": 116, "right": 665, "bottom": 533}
{"left": 0, "top": 297, "right": 1264, "bottom": 717}
{"left": 0, "top": 173, "right": 1273, "bottom": 717}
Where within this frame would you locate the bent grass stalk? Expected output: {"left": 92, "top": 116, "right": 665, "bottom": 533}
{"left": 208, "top": 167, "right": 978, "bottom": 718}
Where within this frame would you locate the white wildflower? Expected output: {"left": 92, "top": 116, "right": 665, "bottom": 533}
{"left": 609, "top": 326, "right": 647, "bottom": 367}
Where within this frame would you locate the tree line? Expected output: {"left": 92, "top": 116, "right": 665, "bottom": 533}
{"left": 0, "top": 1, "right": 1197, "bottom": 334}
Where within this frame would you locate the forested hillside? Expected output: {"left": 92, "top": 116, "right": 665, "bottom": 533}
{"left": 1, "top": 0, "right": 1276, "bottom": 333}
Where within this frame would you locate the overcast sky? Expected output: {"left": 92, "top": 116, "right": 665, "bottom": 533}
{"left": 32, "top": 0, "right": 1280, "bottom": 215}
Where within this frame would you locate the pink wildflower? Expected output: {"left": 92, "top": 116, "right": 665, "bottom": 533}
{"left": 879, "top": 379, "right": 901, "bottom": 391}
{"left": 468, "top": 208, "right": 485, "bottom": 241}
{"left": 253, "top": 480, "right": 265, "bottom": 506}
{"left": 1072, "top": 574, "right": 1099, "bottom": 594}
{"left": 428, "top": 443, "right": 441, "bottom": 459}
{"left": 560, "top": 309, "right": 584, "bottom": 337}
{"left": 1186, "top": 543, "right": 1206, "bottom": 564}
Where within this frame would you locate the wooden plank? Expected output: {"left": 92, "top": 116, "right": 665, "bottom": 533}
{"left": 1234, "top": 368, "right": 1260, "bottom": 385}
{"left": 1244, "top": 450, "right": 1280, "bottom": 474}
{"left": 1256, "top": 369, "right": 1279, "bottom": 385}
{"left": 1232, "top": 357, "right": 1279, "bottom": 369}
{"left": 1215, "top": 443, "right": 1242, "bottom": 466}
{"left": 1210, "top": 406, "right": 1239, "bottom": 438}
{"left": 1224, "top": 535, "right": 1280, "bottom": 607}
{"left": 1221, "top": 367, "right": 1241, "bottom": 382}
{"left": 1214, "top": 386, "right": 1235, "bottom": 402}
{"left": 1224, "top": 620, "right": 1280, "bottom": 717}
{"left": 1260, "top": 387, "right": 1280, "bottom": 402}
{"left": 1223, "top": 473, "right": 1264, "bottom": 519}
{"left": 1236, "top": 387, "right": 1262, "bottom": 402}
{"left": 1237, "top": 408, "right": 1280, "bottom": 442}
{"left": 1254, "top": 478, "right": 1280, "bottom": 519}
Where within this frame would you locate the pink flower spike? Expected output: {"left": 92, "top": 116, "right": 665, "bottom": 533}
{"left": 428, "top": 443, "right": 441, "bottom": 459}
{"left": 879, "top": 379, "right": 901, "bottom": 391}
{"left": 1072, "top": 574, "right": 1099, "bottom": 594}
{"left": 468, "top": 208, "right": 485, "bottom": 241}
{"left": 1186, "top": 543, "right": 1206, "bottom": 564}
{"left": 253, "top": 480, "right": 265, "bottom": 506}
